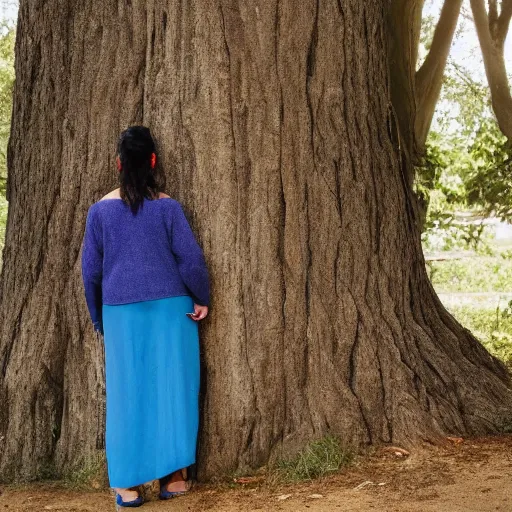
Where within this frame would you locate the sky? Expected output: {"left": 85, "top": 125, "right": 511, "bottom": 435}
{"left": 0, "top": 1, "right": 15, "bottom": 25}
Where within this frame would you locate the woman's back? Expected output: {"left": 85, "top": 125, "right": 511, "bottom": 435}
{"left": 82, "top": 195, "right": 210, "bottom": 329}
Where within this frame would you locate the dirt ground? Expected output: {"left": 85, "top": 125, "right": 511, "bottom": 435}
{"left": 1, "top": 435, "right": 511, "bottom": 512}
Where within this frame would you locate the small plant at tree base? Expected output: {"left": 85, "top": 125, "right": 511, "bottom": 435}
{"left": 498, "top": 420, "right": 512, "bottom": 434}
{"left": 36, "top": 460, "right": 61, "bottom": 481}
{"left": 62, "top": 451, "right": 108, "bottom": 490}
{"left": 273, "top": 435, "right": 354, "bottom": 483}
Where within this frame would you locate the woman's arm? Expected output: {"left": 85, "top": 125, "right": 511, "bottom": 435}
{"left": 81, "top": 206, "right": 104, "bottom": 334}
{"left": 169, "top": 200, "right": 210, "bottom": 307}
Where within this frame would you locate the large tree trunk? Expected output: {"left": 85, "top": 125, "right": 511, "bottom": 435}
{"left": 1, "top": 0, "right": 511, "bottom": 482}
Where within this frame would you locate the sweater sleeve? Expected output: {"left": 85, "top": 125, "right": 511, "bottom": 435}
{"left": 169, "top": 201, "right": 210, "bottom": 307}
{"left": 81, "top": 205, "right": 104, "bottom": 334}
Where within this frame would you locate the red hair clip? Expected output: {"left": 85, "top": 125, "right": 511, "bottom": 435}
{"left": 150, "top": 153, "right": 157, "bottom": 169}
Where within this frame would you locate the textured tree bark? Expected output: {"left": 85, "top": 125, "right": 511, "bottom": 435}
{"left": 387, "top": 0, "right": 424, "bottom": 180}
{"left": 1, "top": 0, "right": 512, "bottom": 482}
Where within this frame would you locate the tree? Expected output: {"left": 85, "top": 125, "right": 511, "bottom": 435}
{"left": 0, "top": 23, "right": 15, "bottom": 198}
{"left": 434, "top": 62, "right": 512, "bottom": 223}
{"left": 0, "top": 0, "right": 511, "bottom": 482}
{"left": 388, "top": 0, "right": 463, "bottom": 227}
{"left": 388, "top": 0, "right": 463, "bottom": 176}
{"left": 419, "top": 60, "right": 508, "bottom": 246}
{"left": 0, "top": 24, "right": 15, "bottom": 265}
{"left": 470, "top": 0, "right": 512, "bottom": 140}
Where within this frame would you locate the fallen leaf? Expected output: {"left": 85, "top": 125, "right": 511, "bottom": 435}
{"left": 233, "top": 476, "right": 265, "bottom": 484}
{"left": 277, "top": 494, "right": 293, "bottom": 501}
{"left": 308, "top": 494, "right": 323, "bottom": 499}
{"left": 380, "top": 446, "right": 410, "bottom": 457}
{"left": 446, "top": 436, "right": 464, "bottom": 444}
{"left": 354, "top": 480, "right": 374, "bottom": 491}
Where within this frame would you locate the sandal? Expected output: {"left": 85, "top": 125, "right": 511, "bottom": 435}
{"left": 114, "top": 487, "right": 144, "bottom": 509}
{"left": 158, "top": 469, "right": 189, "bottom": 500}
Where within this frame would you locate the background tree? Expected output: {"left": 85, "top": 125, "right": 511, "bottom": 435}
{"left": 471, "top": 0, "right": 512, "bottom": 139}
{"left": 419, "top": 14, "right": 512, "bottom": 244}
{"left": 388, "top": 0, "right": 463, "bottom": 176}
{"left": 0, "top": 0, "right": 511, "bottom": 482}
{"left": 420, "top": 61, "right": 508, "bottom": 245}
{"left": 0, "top": 25, "right": 14, "bottom": 194}
{"left": 0, "top": 23, "right": 14, "bottom": 263}
{"left": 388, "top": 0, "right": 463, "bottom": 230}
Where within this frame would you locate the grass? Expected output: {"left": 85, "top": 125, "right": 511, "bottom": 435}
{"left": 428, "top": 252, "right": 512, "bottom": 369}
{"left": 446, "top": 306, "right": 512, "bottom": 369}
{"left": 61, "top": 451, "right": 108, "bottom": 490}
{"left": 272, "top": 435, "right": 354, "bottom": 483}
{"left": 428, "top": 255, "right": 512, "bottom": 293}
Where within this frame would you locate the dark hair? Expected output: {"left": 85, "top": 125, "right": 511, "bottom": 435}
{"left": 117, "top": 126, "right": 165, "bottom": 213}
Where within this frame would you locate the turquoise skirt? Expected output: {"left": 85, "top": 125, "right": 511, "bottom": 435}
{"left": 102, "top": 295, "right": 200, "bottom": 488}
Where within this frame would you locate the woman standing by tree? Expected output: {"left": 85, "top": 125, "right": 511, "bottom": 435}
{"left": 81, "top": 126, "right": 210, "bottom": 509}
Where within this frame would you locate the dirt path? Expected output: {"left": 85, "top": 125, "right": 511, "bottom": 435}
{"left": 1, "top": 436, "right": 511, "bottom": 511}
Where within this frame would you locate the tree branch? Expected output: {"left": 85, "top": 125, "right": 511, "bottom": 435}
{"left": 497, "top": 0, "right": 512, "bottom": 47}
{"left": 488, "top": 0, "right": 499, "bottom": 33}
{"left": 414, "top": 0, "right": 463, "bottom": 151}
{"left": 387, "top": 0, "right": 425, "bottom": 176}
{"left": 470, "top": 0, "right": 512, "bottom": 139}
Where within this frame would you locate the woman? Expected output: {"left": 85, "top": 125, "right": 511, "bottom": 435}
{"left": 81, "top": 126, "right": 210, "bottom": 509}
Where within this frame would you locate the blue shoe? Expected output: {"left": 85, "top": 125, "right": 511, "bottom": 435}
{"left": 158, "top": 471, "right": 188, "bottom": 500}
{"left": 158, "top": 488, "right": 187, "bottom": 500}
{"left": 115, "top": 490, "right": 144, "bottom": 509}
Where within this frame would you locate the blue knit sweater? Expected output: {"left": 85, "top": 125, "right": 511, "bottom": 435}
{"left": 81, "top": 197, "right": 210, "bottom": 334}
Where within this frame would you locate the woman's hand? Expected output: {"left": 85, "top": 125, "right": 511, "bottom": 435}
{"left": 93, "top": 321, "right": 104, "bottom": 336}
{"left": 190, "top": 303, "right": 208, "bottom": 321}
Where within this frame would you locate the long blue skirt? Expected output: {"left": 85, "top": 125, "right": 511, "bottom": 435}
{"left": 102, "top": 295, "right": 200, "bottom": 489}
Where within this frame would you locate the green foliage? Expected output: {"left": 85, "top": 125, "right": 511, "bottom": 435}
{"left": 418, "top": 58, "right": 512, "bottom": 250}
{"left": 446, "top": 305, "right": 512, "bottom": 369}
{"left": 429, "top": 256, "right": 512, "bottom": 293}
{"left": 440, "top": 62, "right": 490, "bottom": 137}
{"left": 423, "top": 224, "right": 492, "bottom": 253}
{"left": 464, "top": 119, "right": 512, "bottom": 221}
{"left": 273, "top": 436, "right": 354, "bottom": 482}
{"left": 415, "top": 133, "right": 482, "bottom": 252}
{"left": 432, "top": 61, "right": 512, "bottom": 222}
{"left": 62, "top": 451, "right": 108, "bottom": 490}
{"left": 430, "top": 254, "right": 512, "bottom": 369}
